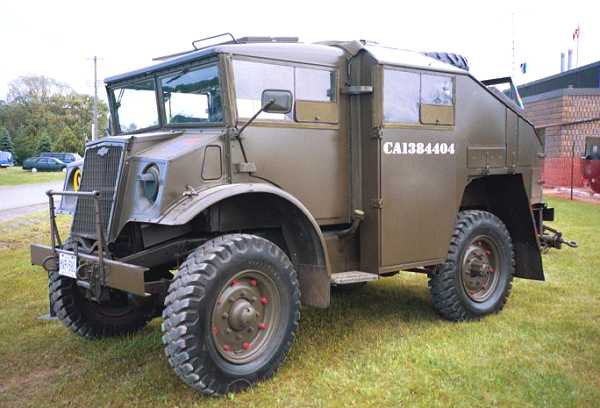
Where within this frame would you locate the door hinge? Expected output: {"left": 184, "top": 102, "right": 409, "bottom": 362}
{"left": 341, "top": 85, "right": 373, "bottom": 95}
{"left": 236, "top": 162, "right": 257, "bottom": 173}
{"left": 370, "top": 198, "right": 383, "bottom": 209}
{"left": 371, "top": 127, "right": 383, "bottom": 140}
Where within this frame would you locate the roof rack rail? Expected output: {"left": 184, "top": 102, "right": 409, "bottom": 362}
{"left": 192, "top": 32, "right": 238, "bottom": 50}
{"left": 153, "top": 34, "right": 300, "bottom": 61}
{"left": 236, "top": 36, "right": 299, "bottom": 44}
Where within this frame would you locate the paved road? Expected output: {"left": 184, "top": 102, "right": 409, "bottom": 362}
{"left": 0, "top": 181, "right": 63, "bottom": 222}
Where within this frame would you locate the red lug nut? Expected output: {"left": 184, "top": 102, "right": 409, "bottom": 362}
{"left": 223, "top": 344, "right": 231, "bottom": 352}
{"left": 250, "top": 279, "right": 257, "bottom": 287}
{"left": 258, "top": 323, "right": 267, "bottom": 330}
{"left": 260, "top": 296, "right": 269, "bottom": 305}
{"left": 242, "top": 342, "right": 251, "bottom": 350}
{"left": 231, "top": 279, "right": 240, "bottom": 286}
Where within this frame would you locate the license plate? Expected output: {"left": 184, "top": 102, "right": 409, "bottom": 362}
{"left": 59, "top": 253, "right": 77, "bottom": 279}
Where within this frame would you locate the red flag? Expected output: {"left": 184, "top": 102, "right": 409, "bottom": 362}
{"left": 573, "top": 26, "right": 580, "bottom": 40}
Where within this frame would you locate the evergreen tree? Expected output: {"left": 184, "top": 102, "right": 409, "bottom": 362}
{"left": 0, "top": 128, "right": 15, "bottom": 154}
{"left": 36, "top": 131, "right": 52, "bottom": 155}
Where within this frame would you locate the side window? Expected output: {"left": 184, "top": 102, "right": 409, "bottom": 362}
{"left": 295, "top": 68, "right": 335, "bottom": 102}
{"left": 233, "top": 60, "right": 294, "bottom": 121}
{"left": 420, "top": 74, "right": 454, "bottom": 125}
{"left": 421, "top": 74, "right": 453, "bottom": 105}
{"left": 383, "top": 69, "right": 455, "bottom": 126}
{"left": 294, "top": 67, "right": 338, "bottom": 124}
{"left": 383, "top": 70, "right": 420, "bottom": 123}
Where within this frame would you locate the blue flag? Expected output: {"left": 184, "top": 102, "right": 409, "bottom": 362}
{"left": 520, "top": 62, "right": 527, "bottom": 74}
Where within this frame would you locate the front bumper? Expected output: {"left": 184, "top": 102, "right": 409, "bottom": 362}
{"left": 30, "top": 244, "right": 147, "bottom": 296}
{"left": 30, "top": 189, "right": 148, "bottom": 297}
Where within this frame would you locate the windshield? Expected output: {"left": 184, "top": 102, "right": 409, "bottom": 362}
{"left": 112, "top": 79, "right": 160, "bottom": 133}
{"left": 161, "top": 64, "right": 223, "bottom": 124}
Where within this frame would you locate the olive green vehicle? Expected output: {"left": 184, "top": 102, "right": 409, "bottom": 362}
{"left": 31, "top": 34, "right": 575, "bottom": 395}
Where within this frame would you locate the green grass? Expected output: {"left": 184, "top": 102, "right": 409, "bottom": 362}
{"left": 0, "top": 166, "right": 65, "bottom": 186}
{"left": 0, "top": 197, "right": 598, "bottom": 407}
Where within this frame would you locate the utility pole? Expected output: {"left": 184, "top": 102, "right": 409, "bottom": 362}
{"left": 92, "top": 56, "right": 98, "bottom": 140}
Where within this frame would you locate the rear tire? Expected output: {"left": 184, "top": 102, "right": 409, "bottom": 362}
{"left": 428, "top": 210, "right": 514, "bottom": 321}
{"left": 161, "top": 234, "right": 300, "bottom": 395}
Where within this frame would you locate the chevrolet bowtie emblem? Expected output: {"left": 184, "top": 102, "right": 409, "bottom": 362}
{"left": 97, "top": 147, "right": 109, "bottom": 157}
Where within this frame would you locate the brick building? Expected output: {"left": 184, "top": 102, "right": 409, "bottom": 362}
{"left": 519, "top": 61, "right": 600, "bottom": 188}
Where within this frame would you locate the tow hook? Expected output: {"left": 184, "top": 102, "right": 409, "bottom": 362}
{"left": 540, "top": 225, "right": 578, "bottom": 250}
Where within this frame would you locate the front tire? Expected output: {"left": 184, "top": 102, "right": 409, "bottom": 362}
{"left": 428, "top": 210, "right": 514, "bottom": 321}
{"left": 49, "top": 269, "right": 153, "bottom": 338}
{"left": 161, "top": 234, "right": 300, "bottom": 395}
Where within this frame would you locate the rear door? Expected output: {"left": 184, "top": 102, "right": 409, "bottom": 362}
{"left": 37, "top": 158, "right": 49, "bottom": 170}
{"left": 378, "top": 67, "right": 458, "bottom": 269}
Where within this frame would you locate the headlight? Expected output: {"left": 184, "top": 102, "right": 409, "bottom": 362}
{"left": 72, "top": 168, "right": 82, "bottom": 192}
{"left": 139, "top": 164, "right": 160, "bottom": 202}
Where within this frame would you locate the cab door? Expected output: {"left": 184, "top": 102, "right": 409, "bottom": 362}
{"left": 229, "top": 58, "right": 349, "bottom": 224}
{"left": 378, "top": 67, "right": 458, "bottom": 269}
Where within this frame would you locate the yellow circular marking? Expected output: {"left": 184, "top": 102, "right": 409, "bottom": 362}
{"left": 73, "top": 168, "right": 82, "bottom": 192}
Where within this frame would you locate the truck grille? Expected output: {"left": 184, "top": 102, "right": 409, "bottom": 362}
{"left": 71, "top": 144, "right": 124, "bottom": 239}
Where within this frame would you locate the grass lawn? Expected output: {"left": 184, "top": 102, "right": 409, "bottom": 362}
{"left": 0, "top": 166, "right": 65, "bottom": 186}
{"left": 0, "top": 197, "right": 598, "bottom": 407}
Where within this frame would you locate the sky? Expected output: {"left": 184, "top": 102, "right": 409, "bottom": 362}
{"left": 1, "top": 0, "right": 599, "bottom": 101}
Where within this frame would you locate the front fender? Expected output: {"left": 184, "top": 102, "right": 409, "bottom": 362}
{"left": 159, "top": 183, "right": 332, "bottom": 307}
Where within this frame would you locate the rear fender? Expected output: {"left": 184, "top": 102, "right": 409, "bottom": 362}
{"left": 460, "top": 175, "right": 544, "bottom": 280}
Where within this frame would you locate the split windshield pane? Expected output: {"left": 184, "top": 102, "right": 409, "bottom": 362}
{"left": 161, "top": 64, "right": 223, "bottom": 124}
{"left": 112, "top": 79, "right": 159, "bottom": 133}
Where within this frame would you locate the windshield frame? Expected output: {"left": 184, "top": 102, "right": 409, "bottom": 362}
{"left": 107, "top": 56, "right": 227, "bottom": 135}
{"left": 157, "top": 58, "right": 226, "bottom": 129}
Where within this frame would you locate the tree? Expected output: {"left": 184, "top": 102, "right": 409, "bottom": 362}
{"left": 0, "top": 75, "right": 108, "bottom": 160}
{"left": 7, "top": 75, "right": 72, "bottom": 104}
{"left": 0, "top": 128, "right": 15, "bottom": 154}
{"left": 36, "top": 132, "right": 52, "bottom": 155}
{"left": 53, "top": 127, "right": 84, "bottom": 154}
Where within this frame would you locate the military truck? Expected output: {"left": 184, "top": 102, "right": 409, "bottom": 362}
{"left": 31, "top": 34, "right": 575, "bottom": 395}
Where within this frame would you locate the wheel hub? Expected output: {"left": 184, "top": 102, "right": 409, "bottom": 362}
{"left": 460, "top": 237, "right": 500, "bottom": 302}
{"left": 211, "top": 270, "right": 280, "bottom": 364}
{"left": 228, "top": 299, "right": 257, "bottom": 331}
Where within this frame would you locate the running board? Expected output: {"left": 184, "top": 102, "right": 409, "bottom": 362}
{"left": 331, "top": 271, "right": 378, "bottom": 285}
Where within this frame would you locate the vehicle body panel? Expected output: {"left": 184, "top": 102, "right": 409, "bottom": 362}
{"left": 0, "top": 151, "right": 14, "bottom": 167}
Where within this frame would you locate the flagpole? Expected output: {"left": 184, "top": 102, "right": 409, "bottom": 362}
{"left": 576, "top": 24, "right": 580, "bottom": 67}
